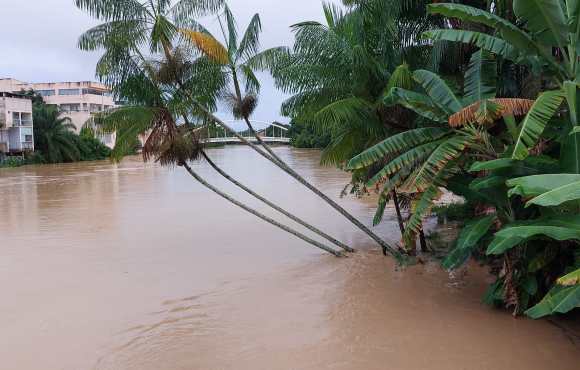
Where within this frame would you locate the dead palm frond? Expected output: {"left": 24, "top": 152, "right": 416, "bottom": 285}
{"left": 449, "top": 98, "right": 534, "bottom": 127}
{"left": 180, "top": 30, "right": 229, "bottom": 65}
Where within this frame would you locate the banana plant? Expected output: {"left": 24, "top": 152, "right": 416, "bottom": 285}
{"left": 489, "top": 174, "right": 580, "bottom": 318}
{"left": 439, "top": 157, "right": 579, "bottom": 316}
{"left": 348, "top": 50, "right": 532, "bottom": 248}
{"left": 424, "top": 1, "right": 580, "bottom": 163}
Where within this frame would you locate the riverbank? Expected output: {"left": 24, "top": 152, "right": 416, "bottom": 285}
{"left": 0, "top": 147, "right": 578, "bottom": 370}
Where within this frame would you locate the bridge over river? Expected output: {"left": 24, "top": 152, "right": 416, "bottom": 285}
{"left": 200, "top": 121, "right": 290, "bottom": 144}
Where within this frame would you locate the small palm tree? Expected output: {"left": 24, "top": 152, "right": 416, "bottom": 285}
{"left": 33, "top": 105, "right": 80, "bottom": 163}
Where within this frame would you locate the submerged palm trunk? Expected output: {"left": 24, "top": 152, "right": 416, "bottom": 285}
{"left": 201, "top": 151, "right": 354, "bottom": 253}
{"left": 240, "top": 115, "right": 401, "bottom": 258}
{"left": 179, "top": 79, "right": 400, "bottom": 258}
{"left": 181, "top": 162, "right": 343, "bottom": 257}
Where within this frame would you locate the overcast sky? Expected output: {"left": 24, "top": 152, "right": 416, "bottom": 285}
{"left": 0, "top": 0, "right": 336, "bottom": 126}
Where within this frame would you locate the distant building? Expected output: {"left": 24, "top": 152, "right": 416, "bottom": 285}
{"left": 0, "top": 91, "right": 34, "bottom": 155}
{"left": 0, "top": 78, "right": 117, "bottom": 148}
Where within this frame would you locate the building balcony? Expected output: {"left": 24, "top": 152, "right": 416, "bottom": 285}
{"left": 12, "top": 119, "right": 33, "bottom": 127}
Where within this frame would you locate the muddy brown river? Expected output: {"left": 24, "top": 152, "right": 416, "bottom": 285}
{"left": 0, "top": 146, "right": 578, "bottom": 370}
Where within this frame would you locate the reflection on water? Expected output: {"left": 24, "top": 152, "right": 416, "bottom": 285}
{"left": 0, "top": 147, "right": 578, "bottom": 370}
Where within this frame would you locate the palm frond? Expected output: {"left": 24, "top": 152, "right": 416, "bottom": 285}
{"left": 222, "top": 4, "right": 238, "bottom": 56}
{"left": 171, "top": 0, "right": 224, "bottom": 25}
{"left": 423, "top": 29, "right": 521, "bottom": 62}
{"left": 75, "top": 0, "right": 148, "bottom": 21}
{"left": 348, "top": 127, "right": 450, "bottom": 169}
{"left": 413, "top": 69, "right": 462, "bottom": 114}
{"left": 463, "top": 49, "right": 497, "bottom": 106}
{"left": 180, "top": 30, "right": 229, "bottom": 64}
{"left": 384, "top": 87, "right": 448, "bottom": 122}
{"left": 240, "top": 64, "right": 260, "bottom": 93}
{"left": 408, "top": 133, "right": 473, "bottom": 192}
{"left": 237, "top": 14, "right": 262, "bottom": 63}
{"left": 449, "top": 98, "right": 534, "bottom": 127}
{"left": 366, "top": 140, "right": 444, "bottom": 187}
{"left": 513, "top": 90, "right": 565, "bottom": 159}
{"left": 386, "top": 63, "right": 413, "bottom": 92}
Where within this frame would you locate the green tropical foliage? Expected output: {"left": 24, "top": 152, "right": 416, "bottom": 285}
{"left": 32, "top": 105, "right": 79, "bottom": 163}
{"left": 348, "top": 49, "right": 533, "bottom": 247}
{"left": 72, "top": 0, "right": 580, "bottom": 319}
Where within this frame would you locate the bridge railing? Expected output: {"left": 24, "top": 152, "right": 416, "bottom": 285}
{"left": 199, "top": 121, "right": 290, "bottom": 143}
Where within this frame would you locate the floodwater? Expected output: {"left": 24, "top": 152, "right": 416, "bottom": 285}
{"left": 0, "top": 146, "right": 578, "bottom": 370}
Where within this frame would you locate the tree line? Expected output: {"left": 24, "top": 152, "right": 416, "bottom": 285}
{"left": 1, "top": 90, "right": 111, "bottom": 167}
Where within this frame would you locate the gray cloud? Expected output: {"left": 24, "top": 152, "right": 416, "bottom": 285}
{"left": 0, "top": 0, "right": 334, "bottom": 125}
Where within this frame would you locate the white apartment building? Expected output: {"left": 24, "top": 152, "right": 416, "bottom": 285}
{"left": 0, "top": 78, "right": 116, "bottom": 148}
{"left": 0, "top": 91, "right": 34, "bottom": 155}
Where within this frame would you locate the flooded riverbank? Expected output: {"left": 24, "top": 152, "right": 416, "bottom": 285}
{"left": 0, "top": 146, "right": 578, "bottom": 370}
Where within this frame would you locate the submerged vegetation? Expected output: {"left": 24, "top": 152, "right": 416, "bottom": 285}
{"left": 76, "top": 0, "right": 579, "bottom": 319}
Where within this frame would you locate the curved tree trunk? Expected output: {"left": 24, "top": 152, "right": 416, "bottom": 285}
{"left": 201, "top": 151, "right": 354, "bottom": 252}
{"left": 240, "top": 115, "right": 401, "bottom": 258}
{"left": 181, "top": 162, "right": 343, "bottom": 257}
{"left": 175, "top": 79, "right": 400, "bottom": 258}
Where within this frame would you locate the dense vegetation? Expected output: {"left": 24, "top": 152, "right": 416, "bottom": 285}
{"left": 288, "top": 120, "right": 331, "bottom": 148}
{"left": 76, "top": 0, "right": 579, "bottom": 319}
{"left": 0, "top": 92, "right": 110, "bottom": 167}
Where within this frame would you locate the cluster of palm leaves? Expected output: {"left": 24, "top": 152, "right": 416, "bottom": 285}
{"left": 342, "top": 0, "right": 578, "bottom": 317}
{"left": 77, "top": 0, "right": 579, "bottom": 317}
{"left": 76, "top": 0, "right": 404, "bottom": 258}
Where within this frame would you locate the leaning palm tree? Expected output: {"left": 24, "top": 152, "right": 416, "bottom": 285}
{"left": 77, "top": 0, "right": 353, "bottom": 254}
{"left": 76, "top": 0, "right": 399, "bottom": 258}
{"left": 91, "top": 48, "right": 343, "bottom": 257}
{"left": 33, "top": 105, "right": 81, "bottom": 163}
{"left": 180, "top": 3, "right": 401, "bottom": 257}
{"left": 224, "top": 1, "right": 433, "bottom": 251}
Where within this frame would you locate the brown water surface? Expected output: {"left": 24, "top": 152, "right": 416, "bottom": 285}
{"left": 0, "top": 146, "right": 578, "bottom": 370}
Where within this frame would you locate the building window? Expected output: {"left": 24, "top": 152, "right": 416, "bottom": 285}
{"left": 24, "top": 135, "right": 33, "bottom": 142}
{"left": 21, "top": 113, "right": 32, "bottom": 126}
{"left": 59, "top": 89, "right": 80, "bottom": 96}
{"left": 82, "top": 88, "right": 107, "bottom": 96}
{"left": 12, "top": 112, "right": 21, "bottom": 126}
{"left": 37, "top": 90, "right": 55, "bottom": 97}
{"left": 90, "top": 104, "right": 103, "bottom": 113}
{"left": 60, "top": 104, "right": 81, "bottom": 112}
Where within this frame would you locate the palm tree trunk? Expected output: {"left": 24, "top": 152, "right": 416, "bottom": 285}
{"left": 179, "top": 81, "right": 400, "bottom": 258}
{"left": 201, "top": 151, "right": 354, "bottom": 252}
{"left": 239, "top": 115, "right": 401, "bottom": 258}
{"left": 181, "top": 162, "right": 344, "bottom": 257}
{"left": 391, "top": 189, "right": 406, "bottom": 236}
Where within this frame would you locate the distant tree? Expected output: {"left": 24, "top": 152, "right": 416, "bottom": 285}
{"left": 19, "top": 89, "right": 44, "bottom": 106}
{"left": 33, "top": 105, "right": 80, "bottom": 163}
